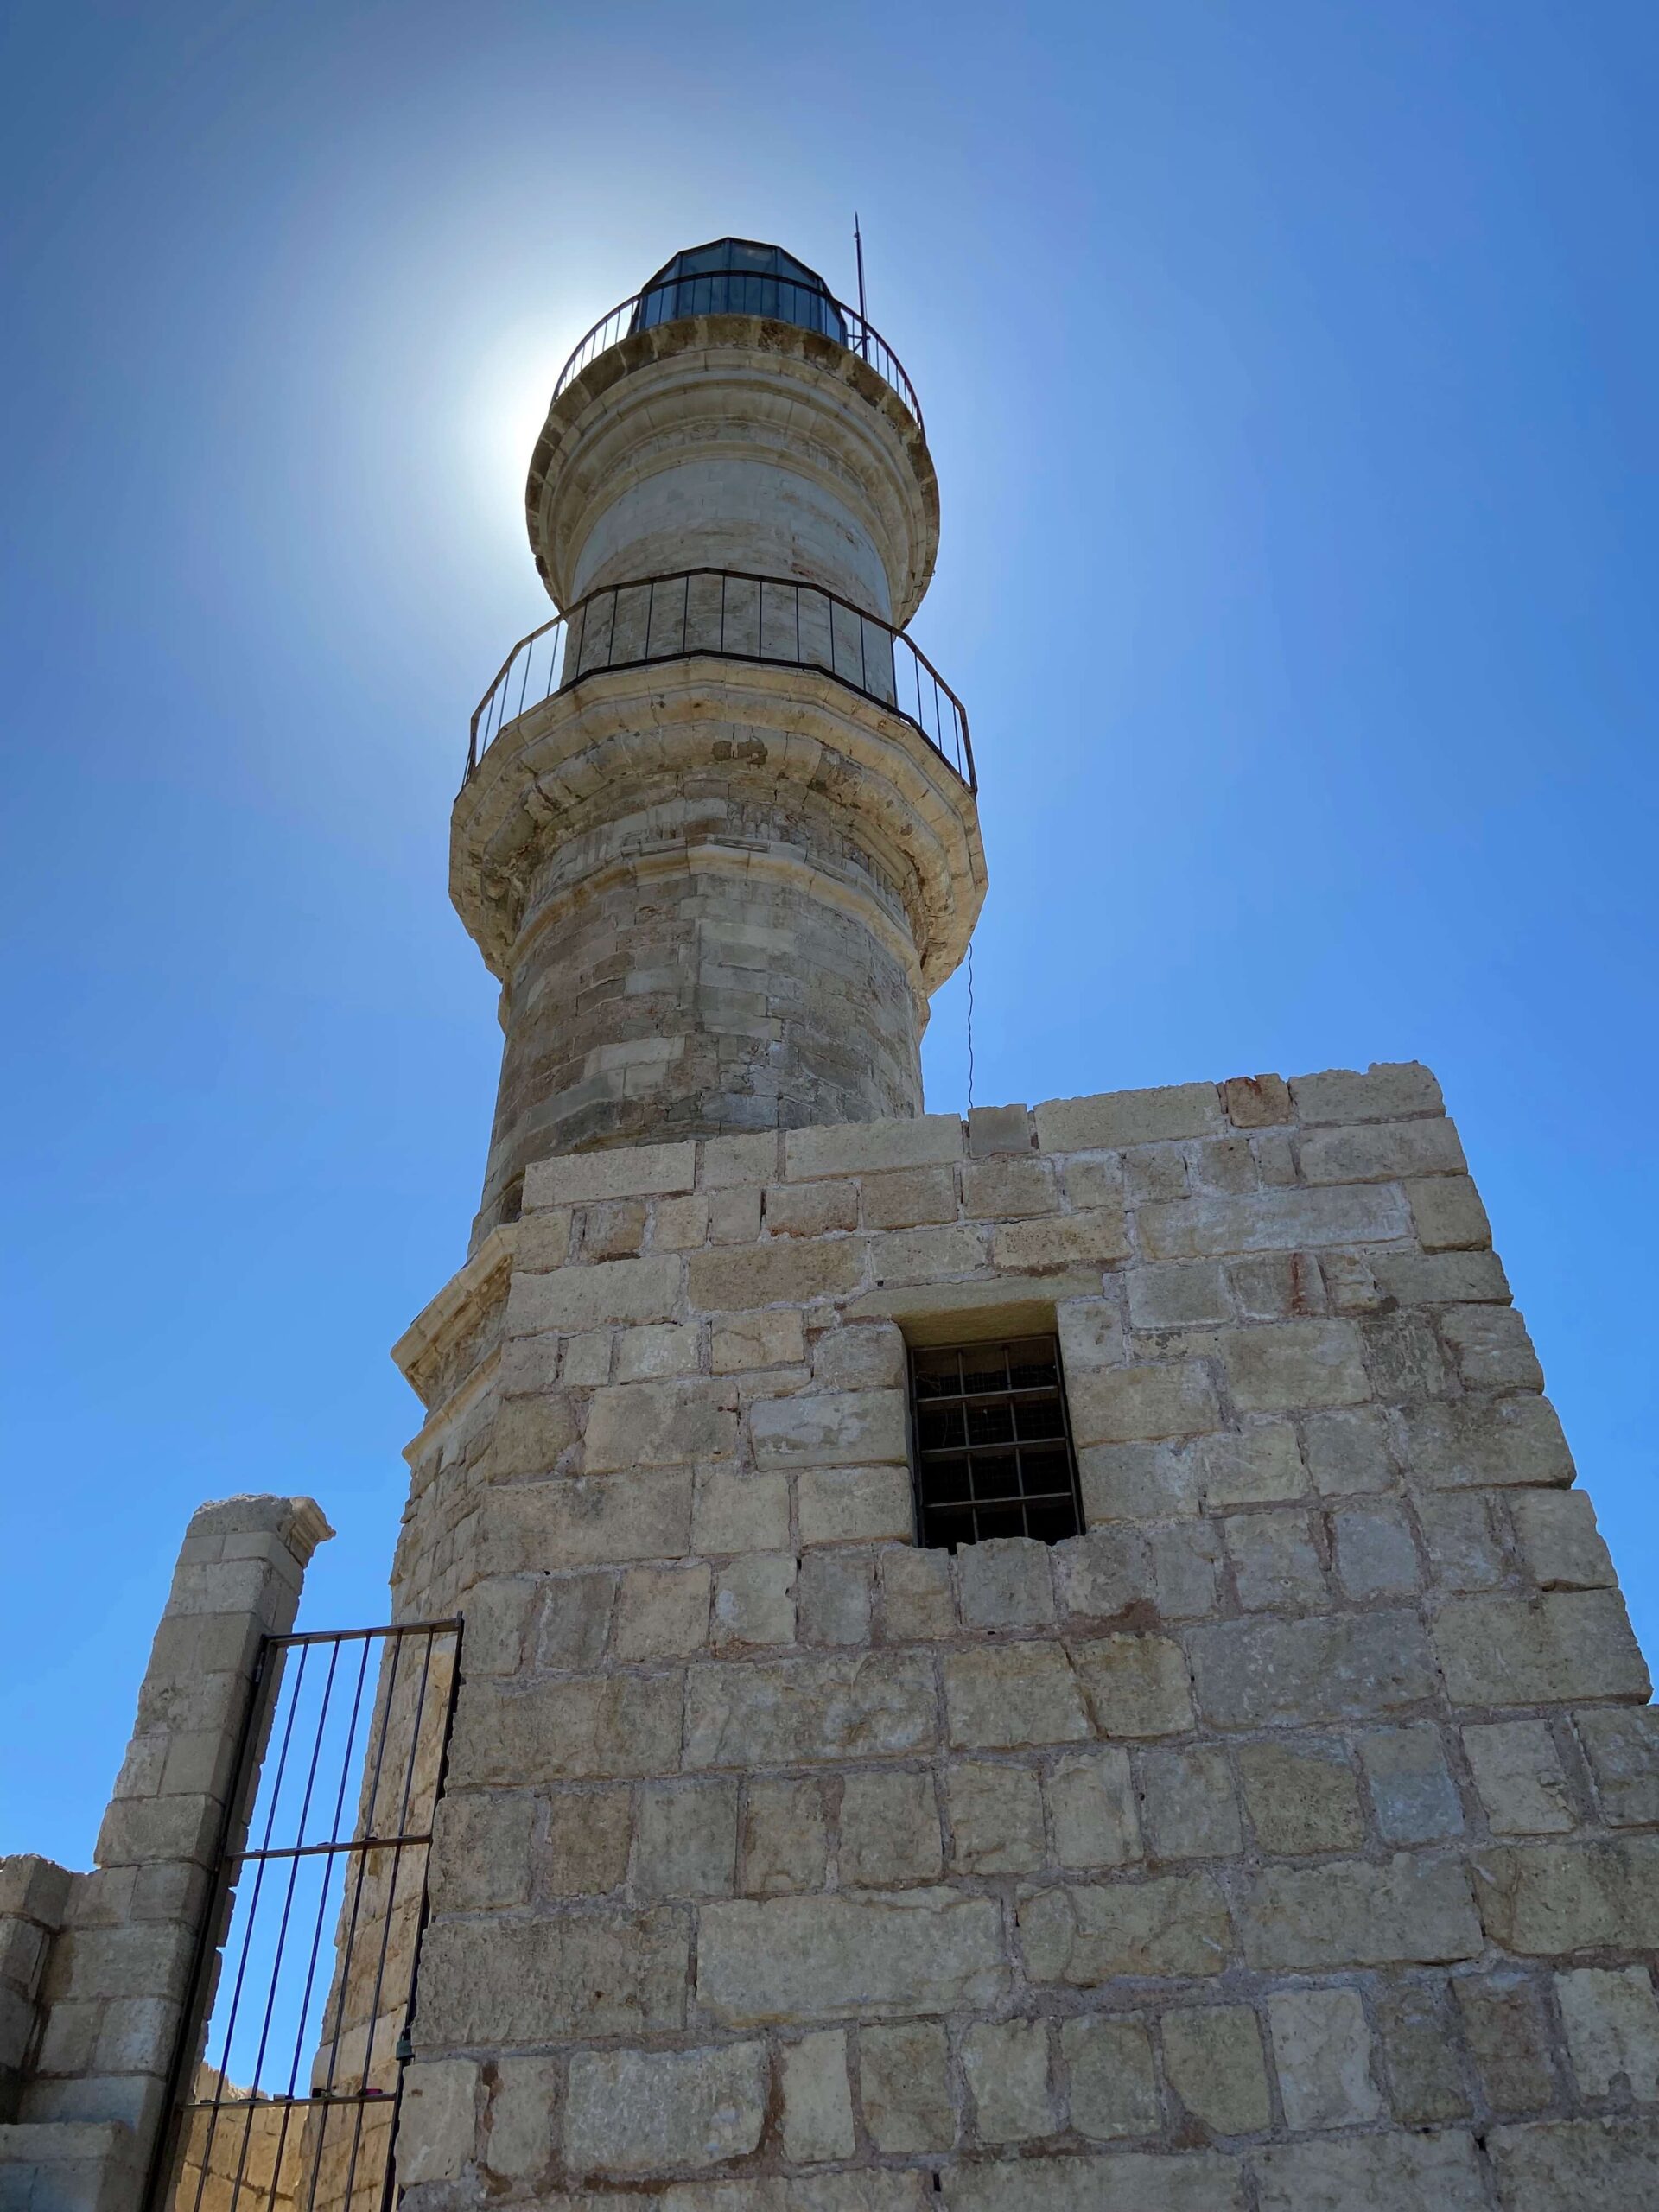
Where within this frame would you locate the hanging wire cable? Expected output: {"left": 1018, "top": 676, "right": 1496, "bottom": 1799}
{"left": 965, "top": 941, "right": 977, "bottom": 1113}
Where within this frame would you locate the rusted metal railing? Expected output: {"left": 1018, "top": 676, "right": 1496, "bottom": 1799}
{"left": 465, "top": 567, "right": 975, "bottom": 792}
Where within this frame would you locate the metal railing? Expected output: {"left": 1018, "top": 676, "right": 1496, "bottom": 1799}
{"left": 147, "top": 1621, "right": 461, "bottom": 2212}
{"left": 466, "top": 568, "right": 975, "bottom": 792}
{"left": 552, "top": 278, "right": 925, "bottom": 429}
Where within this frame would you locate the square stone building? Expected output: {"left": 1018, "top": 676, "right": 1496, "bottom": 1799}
{"left": 6, "top": 236, "right": 1659, "bottom": 2212}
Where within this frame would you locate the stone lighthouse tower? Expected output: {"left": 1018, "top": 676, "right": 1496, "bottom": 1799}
{"left": 9, "top": 236, "right": 1656, "bottom": 2212}
{"left": 451, "top": 237, "right": 985, "bottom": 1246}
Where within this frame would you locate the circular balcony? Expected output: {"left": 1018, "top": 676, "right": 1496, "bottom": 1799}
{"left": 466, "top": 567, "right": 973, "bottom": 791}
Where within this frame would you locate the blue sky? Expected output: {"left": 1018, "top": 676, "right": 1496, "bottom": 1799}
{"left": 4, "top": 0, "right": 1656, "bottom": 1866}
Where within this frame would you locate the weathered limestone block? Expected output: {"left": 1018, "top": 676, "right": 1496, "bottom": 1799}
{"left": 742, "top": 1779, "right": 828, "bottom": 1896}
{"left": 697, "top": 1891, "right": 1006, "bottom": 2023}
{"left": 1066, "top": 1363, "right": 1219, "bottom": 1447}
{"left": 1358, "top": 1724, "right": 1464, "bottom": 1845}
{"left": 1300, "top": 1406, "right": 1393, "bottom": 1495}
{"left": 1224, "top": 1512, "right": 1325, "bottom": 1612}
{"left": 1236, "top": 1742, "right": 1363, "bottom": 1855}
{"left": 416, "top": 1911, "right": 688, "bottom": 2041}
{"left": 1198, "top": 1423, "right": 1306, "bottom": 1506}
{"left": 1219, "top": 1320, "right": 1370, "bottom": 1411}
{"left": 1238, "top": 1855, "right": 1481, "bottom": 1968}
{"left": 1138, "top": 1748, "right": 1243, "bottom": 1860}
{"left": 766, "top": 1180, "right": 859, "bottom": 1238}
{"left": 525, "top": 1142, "right": 697, "bottom": 1209}
{"left": 957, "top": 1539, "right": 1055, "bottom": 1630}
{"left": 712, "top": 1309, "right": 806, "bottom": 1371}
{"left": 396, "top": 2056, "right": 479, "bottom": 2183}
{"left": 771, "top": 2031, "right": 854, "bottom": 2164}
{"left": 1463, "top": 1719, "right": 1576, "bottom": 1834}
{"left": 961, "top": 1156, "right": 1055, "bottom": 1218}
{"left": 684, "top": 1653, "right": 935, "bottom": 1768}
{"left": 880, "top": 1547, "right": 954, "bottom": 1639}
{"left": 537, "top": 1578, "right": 616, "bottom": 1669}
{"left": 1406, "top": 1173, "right": 1492, "bottom": 1252}
{"left": 1576, "top": 1706, "right": 1659, "bottom": 1825}
{"left": 1061, "top": 2018, "right": 1159, "bottom": 2140}
{"left": 1290, "top": 1062, "right": 1444, "bottom": 1123}
{"left": 946, "top": 1761, "right": 1046, "bottom": 1874}
{"left": 479, "top": 1470, "right": 693, "bottom": 1572}
{"left": 1188, "top": 1611, "right": 1434, "bottom": 1729}
{"left": 506, "top": 1255, "right": 681, "bottom": 1333}
{"left": 798, "top": 1550, "right": 873, "bottom": 1645}
{"left": 1267, "top": 1986, "right": 1381, "bottom": 2128}
{"left": 1298, "top": 1118, "right": 1465, "bottom": 1185}
{"left": 1161, "top": 2005, "right": 1269, "bottom": 2135}
{"left": 798, "top": 1465, "right": 912, "bottom": 1544}
{"left": 1079, "top": 1441, "right": 1200, "bottom": 1524}
{"left": 1331, "top": 1503, "right": 1420, "bottom": 1599}
{"left": 634, "top": 1780, "right": 739, "bottom": 1898}
{"left": 944, "top": 2148, "right": 1242, "bottom": 2210}
{"left": 1510, "top": 1487, "right": 1615, "bottom": 1589}
{"left": 1019, "top": 1874, "right": 1232, "bottom": 1982}
{"left": 1128, "top": 1263, "right": 1230, "bottom": 1330}
{"left": 450, "top": 1673, "right": 682, "bottom": 1783}
{"left": 750, "top": 1389, "right": 906, "bottom": 1467}
{"left": 1035, "top": 1084, "right": 1223, "bottom": 1150}
{"left": 712, "top": 1553, "right": 796, "bottom": 1649}
{"left": 858, "top": 2020, "right": 954, "bottom": 2152}
{"left": 991, "top": 1211, "right": 1130, "bottom": 1271}
{"left": 543, "top": 1789, "right": 632, "bottom": 1897}
{"left": 1375, "top": 1978, "right": 1471, "bottom": 2124}
{"left": 1401, "top": 1392, "right": 1573, "bottom": 1489}
{"left": 785, "top": 1114, "right": 961, "bottom": 1180}
{"left": 838, "top": 1771, "right": 942, "bottom": 1885}
{"left": 428, "top": 1793, "right": 534, "bottom": 1912}
{"left": 564, "top": 2042, "right": 768, "bottom": 2177}
{"left": 942, "top": 1644, "right": 1090, "bottom": 1749}
{"left": 487, "top": 1391, "right": 579, "bottom": 1477}
{"left": 1046, "top": 1749, "right": 1140, "bottom": 1869}
{"left": 1137, "top": 1184, "right": 1408, "bottom": 1262}
{"left": 1434, "top": 1591, "right": 1649, "bottom": 1706}
{"left": 961, "top": 2018, "right": 1052, "bottom": 2144}
{"left": 861, "top": 1166, "right": 957, "bottom": 1229}
{"left": 1475, "top": 1837, "right": 1659, "bottom": 1955}
{"left": 483, "top": 2055, "right": 559, "bottom": 2180}
{"left": 1456, "top": 1973, "right": 1559, "bottom": 2115}
{"left": 692, "top": 1469, "right": 790, "bottom": 1554}
{"left": 585, "top": 1378, "right": 738, "bottom": 1471}
{"left": 869, "top": 1225, "right": 987, "bottom": 1284}
{"left": 613, "top": 1560, "right": 711, "bottom": 1659}
{"left": 1488, "top": 2117, "right": 1659, "bottom": 2208}
{"left": 688, "top": 1238, "right": 865, "bottom": 1312}
{"left": 1557, "top": 1966, "right": 1659, "bottom": 2100}
{"left": 613, "top": 1322, "right": 701, "bottom": 1381}
{"left": 1254, "top": 2129, "right": 1484, "bottom": 2212}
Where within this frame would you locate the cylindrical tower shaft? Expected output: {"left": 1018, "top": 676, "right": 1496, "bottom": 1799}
{"left": 451, "top": 239, "right": 985, "bottom": 1243}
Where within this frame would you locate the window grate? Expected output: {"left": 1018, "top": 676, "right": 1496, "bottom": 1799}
{"left": 908, "top": 1335, "right": 1083, "bottom": 1550}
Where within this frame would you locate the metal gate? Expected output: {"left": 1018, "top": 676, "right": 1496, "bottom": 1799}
{"left": 145, "top": 1620, "right": 462, "bottom": 2212}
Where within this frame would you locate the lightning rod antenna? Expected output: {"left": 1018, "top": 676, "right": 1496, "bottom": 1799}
{"left": 854, "top": 213, "right": 869, "bottom": 359}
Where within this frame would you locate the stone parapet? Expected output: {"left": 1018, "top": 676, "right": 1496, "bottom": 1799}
{"left": 389, "top": 1062, "right": 1659, "bottom": 2205}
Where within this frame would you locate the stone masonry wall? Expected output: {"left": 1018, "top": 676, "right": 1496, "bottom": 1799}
{"left": 389, "top": 1064, "right": 1659, "bottom": 2210}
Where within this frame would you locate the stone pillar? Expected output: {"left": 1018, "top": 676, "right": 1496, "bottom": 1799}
{"left": 1, "top": 1496, "right": 331, "bottom": 2212}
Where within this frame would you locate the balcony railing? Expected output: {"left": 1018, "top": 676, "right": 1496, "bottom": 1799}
{"left": 466, "top": 568, "right": 975, "bottom": 791}
{"left": 551, "top": 281, "right": 925, "bottom": 431}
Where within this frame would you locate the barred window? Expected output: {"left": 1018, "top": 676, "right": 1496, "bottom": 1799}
{"left": 908, "top": 1336, "right": 1083, "bottom": 1550}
